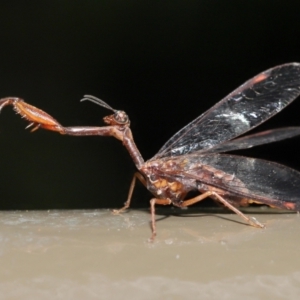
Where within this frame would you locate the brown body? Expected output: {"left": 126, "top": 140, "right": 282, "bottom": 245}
{"left": 1, "top": 63, "right": 300, "bottom": 240}
{"left": 0, "top": 95, "right": 297, "bottom": 240}
{"left": 1, "top": 96, "right": 269, "bottom": 240}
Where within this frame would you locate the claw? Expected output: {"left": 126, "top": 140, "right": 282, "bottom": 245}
{"left": 30, "top": 124, "right": 41, "bottom": 132}
{"left": 0, "top": 97, "right": 63, "bottom": 132}
{"left": 25, "top": 122, "right": 35, "bottom": 129}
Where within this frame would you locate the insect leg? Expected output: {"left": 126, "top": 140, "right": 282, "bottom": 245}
{"left": 112, "top": 172, "right": 146, "bottom": 214}
{"left": 181, "top": 191, "right": 265, "bottom": 228}
{"left": 211, "top": 192, "right": 265, "bottom": 228}
{"left": 113, "top": 174, "right": 173, "bottom": 240}
{"left": 150, "top": 198, "right": 172, "bottom": 241}
{"left": 0, "top": 97, "right": 64, "bottom": 132}
{"left": 180, "top": 191, "right": 215, "bottom": 207}
{"left": 0, "top": 98, "right": 126, "bottom": 139}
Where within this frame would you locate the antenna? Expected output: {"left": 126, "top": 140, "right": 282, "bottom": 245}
{"left": 80, "top": 95, "right": 116, "bottom": 112}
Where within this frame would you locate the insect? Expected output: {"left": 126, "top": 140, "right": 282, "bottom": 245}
{"left": 1, "top": 63, "right": 300, "bottom": 240}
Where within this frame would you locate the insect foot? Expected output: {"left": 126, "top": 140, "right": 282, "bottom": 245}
{"left": 249, "top": 217, "right": 265, "bottom": 228}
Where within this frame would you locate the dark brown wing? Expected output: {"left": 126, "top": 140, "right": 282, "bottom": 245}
{"left": 152, "top": 63, "right": 300, "bottom": 160}
{"left": 161, "top": 153, "right": 300, "bottom": 209}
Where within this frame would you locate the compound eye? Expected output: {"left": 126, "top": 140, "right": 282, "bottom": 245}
{"left": 114, "top": 110, "right": 128, "bottom": 124}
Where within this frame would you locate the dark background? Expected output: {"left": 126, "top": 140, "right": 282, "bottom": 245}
{"left": 0, "top": 1, "right": 300, "bottom": 209}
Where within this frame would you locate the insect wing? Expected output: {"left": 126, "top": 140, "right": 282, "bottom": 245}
{"left": 203, "top": 127, "right": 300, "bottom": 153}
{"left": 164, "top": 153, "right": 300, "bottom": 209}
{"left": 153, "top": 63, "right": 300, "bottom": 160}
